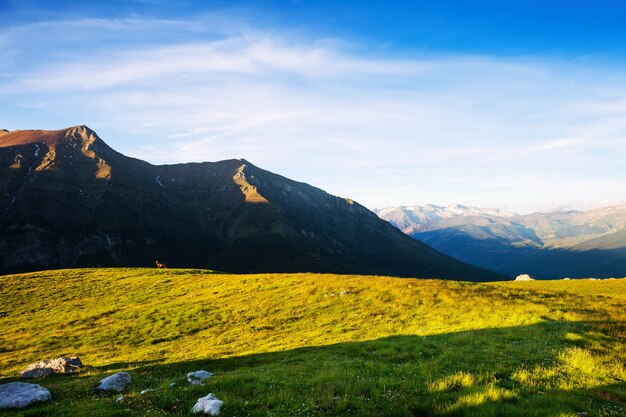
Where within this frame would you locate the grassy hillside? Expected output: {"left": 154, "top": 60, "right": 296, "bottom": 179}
{"left": 1, "top": 269, "right": 624, "bottom": 416}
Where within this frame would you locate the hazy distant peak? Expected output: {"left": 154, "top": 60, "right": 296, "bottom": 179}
{"left": 377, "top": 202, "right": 626, "bottom": 279}
{"left": 376, "top": 204, "right": 517, "bottom": 220}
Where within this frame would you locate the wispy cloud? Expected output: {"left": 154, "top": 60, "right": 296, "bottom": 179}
{"left": 0, "top": 15, "right": 625, "bottom": 213}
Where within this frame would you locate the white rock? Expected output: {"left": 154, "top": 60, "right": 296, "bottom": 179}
{"left": 514, "top": 274, "right": 535, "bottom": 281}
{"left": 140, "top": 389, "right": 155, "bottom": 395}
{"left": 116, "top": 395, "right": 124, "bottom": 403}
{"left": 187, "top": 370, "right": 213, "bottom": 385}
{"left": 0, "top": 382, "right": 51, "bottom": 409}
{"left": 191, "top": 393, "right": 224, "bottom": 415}
{"left": 98, "top": 372, "right": 131, "bottom": 392}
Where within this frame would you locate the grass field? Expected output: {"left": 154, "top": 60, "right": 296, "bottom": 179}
{"left": 0, "top": 268, "right": 624, "bottom": 416}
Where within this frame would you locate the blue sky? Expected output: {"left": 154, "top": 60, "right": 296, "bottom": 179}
{"left": 1, "top": 1, "right": 626, "bottom": 213}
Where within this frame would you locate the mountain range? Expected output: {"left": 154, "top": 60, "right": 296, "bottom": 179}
{"left": 0, "top": 126, "right": 504, "bottom": 280}
{"left": 376, "top": 204, "right": 626, "bottom": 279}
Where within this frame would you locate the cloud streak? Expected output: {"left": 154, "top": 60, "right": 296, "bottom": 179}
{"left": 0, "top": 16, "right": 625, "bottom": 213}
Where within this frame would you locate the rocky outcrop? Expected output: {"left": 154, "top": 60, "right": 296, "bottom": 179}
{"left": 21, "top": 356, "right": 83, "bottom": 378}
{"left": 191, "top": 393, "right": 224, "bottom": 415}
{"left": 0, "top": 382, "right": 51, "bottom": 409}
{"left": 97, "top": 372, "right": 131, "bottom": 392}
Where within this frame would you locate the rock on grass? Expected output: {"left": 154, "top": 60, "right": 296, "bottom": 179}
{"left": 0, "top": 382, "right": 51, "bottom": 409}
{"left": 97, "top": 372, "right": 131, "bottom": 392}
{"left": 21, "top": 357, "right": 83, "bottom": 378}
{"left": 187, "top": 370, "right": 213, "bottom": 385}
{"left": 191, "top": 393, "right": 224, "bottom": 415}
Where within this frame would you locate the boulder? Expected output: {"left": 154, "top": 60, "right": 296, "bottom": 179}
{"left": 514, "top": 274, "right": 535, "bottom": 281}
{"left": 191, "top": 393, "right": 224, "bottom": 415}
{"left": 21, "top": 356, "right": 83, "bottom": 378}
{"left": 97, "top": 372, "right": 131, "bottom": 392}
{"left": 0, "top": 382, "right": 51, "bottom": 409}
{"left": 187, "top": 370, "right": 213, "bottom": 385}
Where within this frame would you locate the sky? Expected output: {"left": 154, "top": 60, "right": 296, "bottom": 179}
{"left": 1, "top": 0, "right": 626, "bottom": 213}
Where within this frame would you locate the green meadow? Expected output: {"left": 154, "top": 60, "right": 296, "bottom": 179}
{"left": 0, "top": 268, "right": 624, "bottom": 416}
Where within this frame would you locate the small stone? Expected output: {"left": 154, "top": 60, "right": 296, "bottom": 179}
{"left": 98, "top": 372, "right": 131, "bottom": 392}
{"left": 187, "top": 370, "right": 213, "bottom": 385}
{"left": 140, "top": 389, "right": 155, "bottom": 395}
{"left": 191, "top": 393, "right": 224, "bottom": 415}
{"left": 116, "top": 395, "right": 124, "bottom": 403}
{"left": 169, "top": 383, "right": 176, "bottom": 389}
{"left": 0, "top": 382, "right": 51, "bottom": 409}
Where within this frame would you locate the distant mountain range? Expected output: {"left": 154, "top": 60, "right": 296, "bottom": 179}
{"left": 376, "top": 204, "right": 626, "bottom": 279}
{"left": 0, "top": 126, "right": 504, "bottom": 281}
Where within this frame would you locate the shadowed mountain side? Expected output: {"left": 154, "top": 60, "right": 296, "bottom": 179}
{"left": 413, "top": 228, "right": 626, "bottom": 279}
{"left": 0, "top": 126, "right": 504, "bottom": 280}
{"left": 2, "top": 322, "right": 623, "bottom": 416}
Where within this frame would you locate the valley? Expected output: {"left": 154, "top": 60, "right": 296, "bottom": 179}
{"left": 377, "top": 204, "right": 626, "bottom": 279}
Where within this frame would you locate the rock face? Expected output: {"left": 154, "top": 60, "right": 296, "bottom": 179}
{"left": 187, "top": 370, "right": 213, "bottom": 385}
{"left": 515, "top": 274, "right": 535, "bottom": 281}
{"left": 191, "top": 393, "right": 224, "bottom": 415}
{"left": 21, "top": 356, "right": 83, "bottom": 378}
{"left": 0, "top": 382, "right": 51, "bottom": 409}
{"left": 97, "top": 372, "right": 131, "bottom": 392}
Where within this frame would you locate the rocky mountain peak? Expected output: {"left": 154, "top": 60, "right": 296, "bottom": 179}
{"left": 0, "top": 125, "right": 104, "bottom": 149}
{"left": 0, "top": 125, "right": 113, "bottom": 179}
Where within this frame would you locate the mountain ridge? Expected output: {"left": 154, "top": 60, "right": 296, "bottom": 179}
{"left": 0, "top": 126, "right": 505, "bottom": 281}
{"left": 377, "top": 204, "right": 626, "bottom": 278}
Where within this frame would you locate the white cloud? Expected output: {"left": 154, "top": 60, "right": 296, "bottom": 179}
{"left": 1, "top": 16, "right": 625, "bottom": 213}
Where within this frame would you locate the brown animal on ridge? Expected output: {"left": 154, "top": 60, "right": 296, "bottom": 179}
{"left": 155, "top": 260, "right": 167, "bottom": 269}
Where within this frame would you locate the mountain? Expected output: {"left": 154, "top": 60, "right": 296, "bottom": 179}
{"left": 0, "top": 126, "right": 504, "bottom": 280}
{"left": 376, "top": 204, "right": 626, "bottom": 279}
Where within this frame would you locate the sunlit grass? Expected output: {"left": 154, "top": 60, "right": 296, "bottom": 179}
{"left": 0, "top": 269, "right": 624, "bottom": 416}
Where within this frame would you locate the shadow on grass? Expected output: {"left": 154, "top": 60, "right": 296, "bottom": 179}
{"left": 2, "top": 320, "right": 624, "bottom": 417}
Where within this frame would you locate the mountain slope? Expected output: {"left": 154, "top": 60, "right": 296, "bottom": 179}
{"left": 376, "top": 204, "right": 626, "bottom": 279}
{"left": 0, "top": 126, "right": 504, "bottom": 280}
